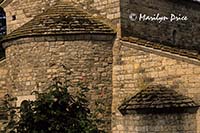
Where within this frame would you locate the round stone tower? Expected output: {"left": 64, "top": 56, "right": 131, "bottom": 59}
{"left": 1, "top": 1, "right": 116, "bottom": 131}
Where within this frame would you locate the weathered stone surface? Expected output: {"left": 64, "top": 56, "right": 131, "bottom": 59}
{"left": 0, "top": 60, "right": 8, "bottom": 98}
{"left": 121, "top": 0, "right": 200, "bottom": 52}
{"left": 122, "top": 37, "right": 200, "bottom": 61}
{"left": 5, "top": 38, "right": 113, "bottom": 132}
{"left": 2, "top": 0, "right": 120, "bottom": 34}
{"left": 2, "top": 0, "right": 57, "bottom": 34}
{"left": 1, "top": 0, "right": 200, "bottom": 133}
{"left": 1, "top": 2, "right": 115, "bottom": 43}
{"left": 112, "top": 113, "right": 197, "bottom": 133}
{"left": 119, "top": 84, "right": 198, "bottom": 115}
{"left": 64, "top": 0, "right": 120, "bottom": 23}
{"left": 112, "top": 40, "right": 200, "bottom": 132}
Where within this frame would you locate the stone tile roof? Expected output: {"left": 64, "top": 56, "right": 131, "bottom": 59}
{"left": 122, "top": 37, "right": 200, "bottom": 61}
{"left": 2, "top": 2, "right": 115, "bottom": 42}
{"left": 119, "top": 85, "right": 199, "bottom": 114}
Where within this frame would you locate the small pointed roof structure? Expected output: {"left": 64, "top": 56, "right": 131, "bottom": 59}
{"left": 1, "top": 1, "right": 115, "bottom": 43}
{"left": 119, "top": 85, "right": 199, "bottom": 114}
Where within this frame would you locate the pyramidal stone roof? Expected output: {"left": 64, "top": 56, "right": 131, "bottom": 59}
{"left": 119, "top": 85, "right": 199, "bottom": 114}
{"left": 2, "top": 2, "right": 115, "bottom": 42}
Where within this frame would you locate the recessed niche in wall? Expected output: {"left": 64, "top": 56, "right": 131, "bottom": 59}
{"left": 12, "top": 15, "right": 16, "bottom": 21}
{"left": 172, "top": 30, "right": 177, "bottom": 45}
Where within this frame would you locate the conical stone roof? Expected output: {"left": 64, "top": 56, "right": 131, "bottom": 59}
{"left": 119, "top": 85, "right": 199, "bottom": 114}
{"left": 1, "top": 1, "right": 115, "bottom": 43}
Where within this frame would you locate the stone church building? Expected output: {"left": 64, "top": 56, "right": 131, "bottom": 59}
{"left": 0, "top": 0, "right": 200, "bottom": 132}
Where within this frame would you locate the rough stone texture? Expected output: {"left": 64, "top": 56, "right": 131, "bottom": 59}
{"left": 5, "top": 36, "right": 113, "bottom": 131}
{"left": 63, "top": 0, "right": 121, "bottom": 37}
{"left": 122, "top": 37, "right": 200, "bottom": 61}
{"left": 112, "top": 113, "right": 197, "bottom": 133}
{"left": 2, "top": 2, "right": 115, "bottom": 43}
{"left": 2, "top": 0, "right": 120, "bottom": 34}
{"left": 0, "top": 59, "right": 8, "bottom": 131}
{"left": 2, "top": 0, "right": 57, "bottom": 34}
{"left": 119, "top": 85, "right": 198, "bottom": 115}
{"left": 0, "top": 60, "right": 8, "bottom": 98}
{"left": 1, "top": 1, "right": 116, "bottom": 131}
{"left": 121, "top": 0, "right": 200, "bottom": 52}
{"left": 112, "top": 40, "right": 200, "bottom": 132}
{"left": 65, "top": 0, "right": 120, "bottom": 24}
{"left": 0, "top": 0, "right": 200, "bottom": 132}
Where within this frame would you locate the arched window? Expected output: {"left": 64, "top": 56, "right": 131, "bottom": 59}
{"left": 0, "top": 7, "right": 6, "bottom": 59}
{"left": 0, "top": 7, "right": 6, "bottom": 37}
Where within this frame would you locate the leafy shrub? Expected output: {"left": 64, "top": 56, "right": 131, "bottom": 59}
{"left": 2, "top": 79, "right": 104, "bottom": 133}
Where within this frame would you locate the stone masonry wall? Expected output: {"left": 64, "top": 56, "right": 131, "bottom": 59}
{"left": 121, "top": 0, "right": 200, "bottom": 52}
{"left": 0, "top": 59, "right": 8, "bottom": 98}
{"left": 0, "top": 59, "right": 8, "bottom": 131}
{"left": 3, "top": 0, "right": 57, "bottom": 34}
{"left": 4, "top": 36, "right": 113, "bottom": 132}
{"left": 112, "top": 40, "right": 200, "bottom": 132}
{"left": 65, "top": 0, "right": 120, "bottom": 24}
{"left": 113, "top": 113, "right": 197, "bottom": 133}
{"left": 3, "top": 0, "right": 120, "bottom": 34}
{"left": 63, "top": 0, "right": 120, "bottom": 34}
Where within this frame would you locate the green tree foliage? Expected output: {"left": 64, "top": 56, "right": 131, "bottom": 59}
{"left": 2, "top": 79, "right": 104, "bottom": 133}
